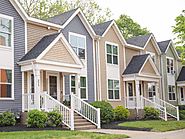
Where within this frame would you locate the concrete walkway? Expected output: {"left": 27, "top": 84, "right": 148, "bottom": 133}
{"left": 81, "top": 129, "right": 185, "bottom": 139}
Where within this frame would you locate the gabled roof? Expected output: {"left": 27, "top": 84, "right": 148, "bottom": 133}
{"left": 125, "top": 33, "right": 152, "bottom": 48}
{"left": 19, "top": 33, "right": 60, "bottom": 62}
{"left": 92, "top": 20, "right": 113, "bottom": 36}
{"left": 44, "top": 8, "right": 78, "bottom": 26}
{"left": 157, "top": 40, "right": 171, "bottom": 53}
{"left": 177, "top": 66, "right": 185, "bottom": 82}
{"left": 122, "top": 54, "right": 149, "bottom": 75}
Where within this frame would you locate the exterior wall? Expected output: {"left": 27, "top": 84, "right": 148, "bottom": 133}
{"left": 27, "top": 23, "right": 58, "bottom": 52}
{"left": 0, "top": 0, "right": 25, "bottom": 113}
{"left": 24, "top": 72, "right": 27, "bottom": 94}
{"left": 42, "top": 40, "right": 76, "bottom": 64}
{"left": 162, "top": 46, "right": 178, "bottom": 105}
{"left": 43, "top": 71, "right": 46, "bottom": 91}
{"left": 177, "top": 60, "right": 182, "bottom": 75}
{"left": 61, "top": 15, "right": 95, "bottom": 103}
{"left": 98, "top": 25, "right": 125, "bottom": 108}
{"left": 125, "top": 48, "right": 140, "bottom": 66}
{"left": 143, "top": 40, "right": 160, "bottom": 70}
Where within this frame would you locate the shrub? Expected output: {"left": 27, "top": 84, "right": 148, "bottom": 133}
{"left": 143, "top": 107, "right": 160, "bottom": 120}
{"left": 90, "top": 100, "right": 114, "bottom": 124}
{"left": 0, "top": 110, "right": 16, "bottom": 126}
{"left": 114, "top": 106, "right": 130, "bottom": 121}
{"left": 26, "top": 109, "right": 48, "bottom": 128}
{"left": 178, "top": 105, "right": 185, "bottom": 110}
{"left": 180, "top": 110, "right": 185, "bottom": 120}
{"left": 47, "top": 107, "right": 63, "bottom": 127}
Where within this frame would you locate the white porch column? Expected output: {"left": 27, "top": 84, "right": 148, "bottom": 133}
{"left": 75, "top": 74, "right": 80, "bottom": 98}
{"left": 22, "top": 71, "right": 24, "bottom": 112}
{"left": 156, "top": 82, "right": 159, "bottom": 98}
{"left": 135, "top": 80, "right": 140, "bottom": 117}
{"left": 34, "top": 69, "right": 41, "bottom": 110}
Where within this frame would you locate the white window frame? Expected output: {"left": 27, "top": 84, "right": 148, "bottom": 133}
{"left": 69, "top": 32, "right": 86, "bottom": 59}
{"left": 146, "top": 51, "right": 155, "bottom": 63}
{"left": 70, "top": 75, "right": 76, "bottom": 94}
{"left": 0, "top": 14, "right": 14, "bottom": 100}
{"left": 166, "top": 56, "right": 174, "bottom": 74}
{"left": 180, "top": 87, "right": 184, "bottom": 101}
{"left": 80, "top": 76, "right": 88, "bottom": 100}
{"left": 107, "top": 78, "right": 121, "bottom": 101}
{"left": 105, "top": 41, "right": 119, "bottom": 65}
{"left": 127, "top": 82, "right": 134, "bottom": 101}
{"left": 168, "top": 85, "right": 176, "bottom": 101}
{"left": 148, "top": 83, "right": 156, "bottom": 100}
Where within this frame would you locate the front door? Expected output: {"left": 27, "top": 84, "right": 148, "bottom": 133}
{"left": 180, "top": 87, "right": 185, "bottom": 105}
{"left": 48, "top": 73, "right": 59, "bottom": 101}
{"left": 29, "top": 73, "right": 35, "bottom": 109}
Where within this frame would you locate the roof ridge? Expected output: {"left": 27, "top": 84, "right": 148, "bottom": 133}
{"left": 92, "top": 19, "right": 114, "bottom": 27}
{"left": 157, "top": 39, "right": 171, "bottom": 43}
{"left": 126, "top": 33, "right": 152, "bottom": 40}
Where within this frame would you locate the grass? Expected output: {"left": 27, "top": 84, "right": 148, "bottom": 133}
{"left": 118, "top": 120, "right": 185, "bottom": 132}
{"left": 0, "top": 130, "right": 130, "bottom": 139}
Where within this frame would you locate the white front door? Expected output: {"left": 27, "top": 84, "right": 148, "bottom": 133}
{"left": 28, "top": 73, "right": 35, "bottom": 109}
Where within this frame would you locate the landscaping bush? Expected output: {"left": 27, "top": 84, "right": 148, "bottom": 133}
{"left": 114, "top": 106, "right": 130, "bottom": 121}
{"left": 90, "top": 100, "right": 114, "bottom": 124}
{"left": 26, "top": 109, "right": 48, "bottom": 128}
{"left": 47, "top": 108, "right": 63, "bottom": 127}
{"left": 0, "top": 110, "right": 16, "bottom": 126}
{"left": 143, "top": 107, "right": 160, "bottom": 120}
{"left": 178, "top": 105, "right": 185, "bottom": 110}
{"left": 180, "top": 110, "right": 185, "bottom": 120}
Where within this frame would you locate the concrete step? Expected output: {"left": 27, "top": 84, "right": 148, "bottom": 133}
{"left": 74, "top": 125, "right": 97, "bottom": 130}
{"left": 74, "top": 118, "right": 87, "bottom": 122}
{"left": 74, "top": 115, "right": 83, "bottom": 119}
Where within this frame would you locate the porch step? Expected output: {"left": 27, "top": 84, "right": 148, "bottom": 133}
{"left": 74, "top": 122, "right": 92, "bottom": 126}
{"left": 74, "top": 118, "right": 87, "bottom": 122}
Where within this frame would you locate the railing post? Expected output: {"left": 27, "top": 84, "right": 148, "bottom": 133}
{"left": 153, "top": 96, "right": 156, "bottom": 108}
{"left": 97, "top": 108, "right": 101, "bottom": 129}
{"left": 44, "top": 93, "right": 47, "bottom": 111}
{"left": 164, "top": 107, "right": 167, "bottom": 121}
{"left": 70, "top": 94, "right": 74, "bottom": 130}
{"left": 22, "top": 95, "right": 24, "bottom": 112}
{"left": 141, "top": 95, "right": 143, "bottom": 109}
{"left": 177, "top": 106, "right": 179, "bottom": 121}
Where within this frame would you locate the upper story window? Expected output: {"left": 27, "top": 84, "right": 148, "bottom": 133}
{"left": 146, "top": 51, "right": 155, "bottom": 63}
{"left": 168, "top": 85, "right": 176, "bottom": 101}
{"left": 0, "top": 17, "right": 12, "bottom": 47}
{"left": 167, "top": 57, "right": 173, "bottom": 74}
{"left": 69, "top": 32, "right": 86, "bottom": 59}
{"left": 0, "top": 69, "right": 12, "bottom": 98}
{"left": 106, "top": 43, "right": 118, "bottom": 65}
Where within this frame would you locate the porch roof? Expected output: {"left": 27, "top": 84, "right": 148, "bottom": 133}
{"left": 122, "top": 54, "right": 149, "bottom": 75}
{"left": 177, "top": 66, "right": 185, "bottom": 82}
{"left": 19, "top": 33, "right": 60, "bottom": 62}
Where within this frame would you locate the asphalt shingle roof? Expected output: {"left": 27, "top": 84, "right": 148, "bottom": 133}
{"left": 122, "top": 54, "right": 149, "bottom": 75}
{"left": 176, "top": 50, "right": 182, "bottom": 57}
{"left": 19, "top": 33, "right": 60, "bottom": 62}
{"left": 157, "top": 40, "right": 171, "bottom": 53}
{"left": 125, "top": 33, "right": 152, "bottom": 48}
{"left": 44, "top": 8, "right": 78, "bottom": 26}
{"left": 92, "top": 20, "right": 113, "bottom": 36}
{"left": 177, "top": 66, "right": 185, "bottom": 82}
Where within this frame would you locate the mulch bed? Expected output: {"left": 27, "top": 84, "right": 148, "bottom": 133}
{"left": 102, "top": 120, "right": 152, "bottom": 131}
{"left": 0, "top": 124, "right": 68, "bottom": 132}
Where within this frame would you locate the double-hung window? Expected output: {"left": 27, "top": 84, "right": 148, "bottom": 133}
{"left": 69, "top": 33, "right": 86, "bottom": 59}
{"left": 71, "top": 76, "right": 76, "bottom": 94}
{"left": 148, "top": 83, "right": 155, "bottom": 100}
{"left": 167, "top": 58, "right": 173, "bottom": 74}
{"left": 108, "top": 79, "right": 120, "bottom": 100}
{"left": 168, "top": 85, "right": 176, "bottom": 101}
{"left": 0, "top": 17, "right": 12, "bottom": 47}
{"left": 106, "top": 43, "right": 118, "bottom": 65}
{"left": 80, "top": 77, "right": 86, "bottom": 99}
{"left": 0, "top": 69, "right": 12, "bottom": 98}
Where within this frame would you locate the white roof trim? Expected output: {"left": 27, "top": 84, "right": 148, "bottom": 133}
{"left": 139, "top": 55, "right": 160, "bottom": 76}
{"left": 36, "top": 33, "right": 84, "bottom": 67}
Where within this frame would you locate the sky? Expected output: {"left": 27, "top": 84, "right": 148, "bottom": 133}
{"left": 94, "top": 0, "right": 185, "bottom": 42}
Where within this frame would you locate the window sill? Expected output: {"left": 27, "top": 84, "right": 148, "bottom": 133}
{"left": 107, "top": 99, "right": 121, "bottom": 101}
{"left": 0, "top": 98, "right": 14, "bottom": 100}
{"left": 106, "top": 63, "right": 119, "bottom": 66}
{"left": 0, "top": 45, "right": 12, "bottom": 51}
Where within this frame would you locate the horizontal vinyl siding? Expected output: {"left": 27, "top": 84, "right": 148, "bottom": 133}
{"left": 0, "top": 0, "right": 25, "bottom": 113}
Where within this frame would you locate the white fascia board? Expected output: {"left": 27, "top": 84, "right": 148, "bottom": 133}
{"left": 125, "top": 44, "right": 143, "bottom": 50}
{"left": 17, "top": 59, "right": 36, "bottom": 66}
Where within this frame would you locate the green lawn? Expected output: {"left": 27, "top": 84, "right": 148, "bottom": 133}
{"left": 0, "top": 130, "right": 129, "bottom": 139}
{"left": 118, "top": 120, "right": 185, "bottom": 132}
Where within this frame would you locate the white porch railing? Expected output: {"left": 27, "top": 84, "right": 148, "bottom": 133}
{"left": 22, "top": 93, "right": 35, "bottom": 111}
{"left": 125, "top": 96, "right": 137, "bottom": 109}
{"left": 40, "top": 92, "right": 73, "bottom": 130}
{"left": 140, "top": 95, "right": 167, "bottom": 121}
{"left": 71, "top": 93, "right": 101, "bottom": 129}
{"left": 154, "top": 97, "right": 179, "bottom": 121}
